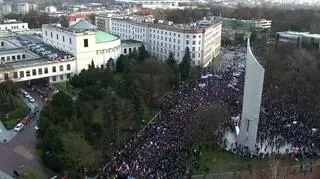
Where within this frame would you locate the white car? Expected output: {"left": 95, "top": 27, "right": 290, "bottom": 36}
{"left": 14, "top": 123, "right": 24, "bottom": 132}
{"left": 24, "top": 94, "right": 31, "bottom": 99}
{"left": 34, "top": 126, "right": 39, "bottom": 131}
{"left": 28, "top": 97, "right": 35, "bottom": 103}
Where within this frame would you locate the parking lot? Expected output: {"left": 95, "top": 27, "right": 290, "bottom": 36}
{"left": 0, "top": 80, "right": 58, "bottom": 178}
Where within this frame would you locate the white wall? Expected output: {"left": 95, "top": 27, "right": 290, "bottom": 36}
{"left": 0, "top": 23, "right": 28, "bottom": 31}
{"left": 99, "top": 17, "right": 222, "bottom": 66}
{"left": 42, "top": 26, "right": 121, "bottom": 73}
{"left": 0, "top": 60, "right": 75, "bottom": 83}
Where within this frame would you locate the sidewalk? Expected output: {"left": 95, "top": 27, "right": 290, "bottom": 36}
{"left": 0, "top": 122, "right": 17, "bottom": 143}
{"left": 0, "top": 170, "right": 13, "bottom": 179}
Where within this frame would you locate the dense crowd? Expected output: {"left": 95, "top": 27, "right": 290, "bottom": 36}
{"left": 102, "top": 50, "right": 320, "bottom": 178}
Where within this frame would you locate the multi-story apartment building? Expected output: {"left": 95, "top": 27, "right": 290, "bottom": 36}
{"left": 96, "top": 15, "right": 222, "bottom": 67}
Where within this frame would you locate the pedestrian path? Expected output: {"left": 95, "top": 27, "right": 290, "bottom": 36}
{"left": 0, "top": 170, "right": 13, "bottom": 179}
{"left": 0, "top": 121, "right": 17, "bottom": 143}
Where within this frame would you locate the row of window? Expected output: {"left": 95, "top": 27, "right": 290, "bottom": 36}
{"left": 112, "top": 27, "right": 146, "bottom": 34}
{"left": 151, "top": 42, "right": 201, "bottom": 52}
{"left": 112, "top": 31, "right": 145, "bottom": 41}
{"left": 123, "top": 47, "right": 138, "bottom": 54}
{"left": 52, "top": 74, "right": 71, "bottom": 82}
{"left": 111, "top": 22, "right": 203, "bottom": 39}
{"left": 95, "top": 47, "right": 120, "bottom": 55}
{"left": 13, "top": 64, "right": 71, "bottom": 78}
{"left": 44, "top": 30, "right": 72, "bottom": 44}
{"left": 0, "top": 54, "right": 26, "bottom": 62}
{"left": 112, "top": 22, "right": 146, "bottom": 33}
{"left": 0, "top": 25, "right": 26, "bottom": 30}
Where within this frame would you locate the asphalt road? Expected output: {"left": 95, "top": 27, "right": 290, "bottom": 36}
{"left": 0, "top": 85, "right": 55, "bottom": 178}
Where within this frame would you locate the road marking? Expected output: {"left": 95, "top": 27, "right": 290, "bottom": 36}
{"left": 13, "top": 145, "right": 34, "bottom": 160}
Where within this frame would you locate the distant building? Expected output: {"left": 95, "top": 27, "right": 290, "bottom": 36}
{"left": 247, "top": 19, "right": 272, "bottom": 30}
{"left": 17, "top": 2, "right": 38, "bottom": 14}
{"left": 2, "top": 3, "right": 12, "bottom": 15}
{"left": 0, "top": 19, "right": 28, "bottom": 31}
{"left": 17, "top": 3, "right": 29, "bottom": 14}
{"left": 217, "top": 17, "right": 272, "bottom": 31}
{"left": 139, "top": 1, "right": 180, "bottom": 9}
{"left": 28, "top": 3, "right": 38, "bottom": 12}
{"left": 96, "top": 15, "right": 222, "bottom": 67}
{"left": 276, "top": 31, "right": 320, "bottom": 50}
{"left": 45, "top": 6, "right": 57, "bottom": 13}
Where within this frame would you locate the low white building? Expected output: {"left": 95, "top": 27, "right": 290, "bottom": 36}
{"left": 139, "top": 1, "right": 180, "bottom": 9}
{"left": 0, "top": 19, "right": 28, "bottom": 31}
{"left": 276, "top": 31, "right": 320, "bottom": 50}
{"left": 96, "top": 15, "right": 222, "bottom": 67}
{"left": 0, "top": 20, "right": 124, "bottom": 83}
{"left": 248, "top": 19, "right": 272, "bottom": 30}
{"left": 45, "top": 6, "right": 58, "bottom": 13}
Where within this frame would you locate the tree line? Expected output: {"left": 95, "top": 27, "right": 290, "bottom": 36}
{"left": 159, "top": 6, "right": 320, "bottom": 34}
{"left": 252, "top": 33, "right": 320, "bottom": 127}
{"left": 3, "top": 11, "right": 60, "bottom": 29}
{"left": 36, "top": 45, "right": 201, "bottom": 177}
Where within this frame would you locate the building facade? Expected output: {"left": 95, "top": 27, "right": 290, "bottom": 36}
{"left": 276, "top": 31, "right": 320, "bottom": 50}
{"left": 0, "top": 19, "right": 28, "bottom": 31}
{"left": 42, "top": 20, "right": 121, "bottom": 73}
{"left": 96, "top": 15, "right": 222, "bottom": 67}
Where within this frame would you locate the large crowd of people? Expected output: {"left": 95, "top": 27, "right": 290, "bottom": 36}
{"left": 102, "top": 49, "right": 320, "bottom": 178}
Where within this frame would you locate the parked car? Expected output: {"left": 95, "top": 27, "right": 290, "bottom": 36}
{"left": 28, "top": 97, "right": 35, "bottom": 103}
{"left": 24, "top": 94, "right": 31, "bottom": 99}
{"left": 14, "top": 123, "right": 24, "bottom": 132}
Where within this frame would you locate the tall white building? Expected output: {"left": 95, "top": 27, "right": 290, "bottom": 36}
{"left": 96, "top": 15, "right": 222, "bottom": 67}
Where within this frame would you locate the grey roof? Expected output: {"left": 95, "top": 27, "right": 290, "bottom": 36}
{"left": 70, "top": 20, "right": 96, "bottom": 31}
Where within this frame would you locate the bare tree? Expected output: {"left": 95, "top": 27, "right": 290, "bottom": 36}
{"left": 269, "top": 158, "right": 281, "bottom": 179}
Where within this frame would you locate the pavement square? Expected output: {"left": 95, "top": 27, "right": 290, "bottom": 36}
{"left": 13, "top": 145, "right": 34, "bottom": 160}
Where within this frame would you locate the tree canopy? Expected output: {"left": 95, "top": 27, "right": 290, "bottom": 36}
{"left": 179, "top": 47, "right": 192, "bottom": 81}
{"left": 37, "top": 50, "right": 198, "bottom": 175}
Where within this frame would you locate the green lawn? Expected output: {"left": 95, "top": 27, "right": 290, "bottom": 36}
{"left": 197, "top": 148, "right": 266, "bottom": 174}
{"left": 0, "top": 103, "right": 29, "bottom": 129}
